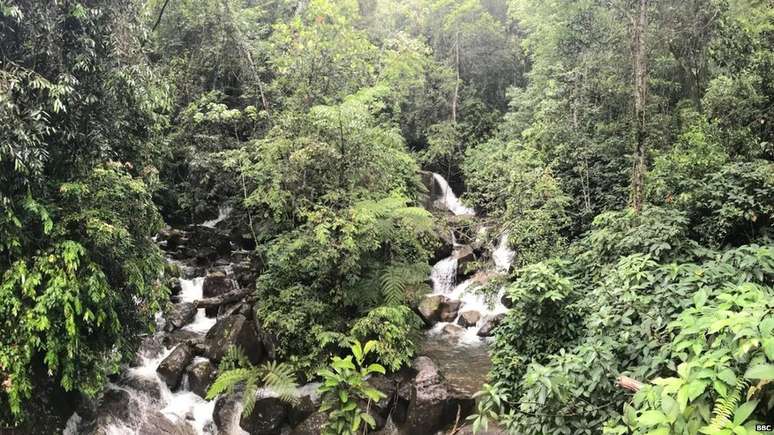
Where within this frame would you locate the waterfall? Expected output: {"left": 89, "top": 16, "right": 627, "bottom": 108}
{"left": 201, "top": 205, "right": 233, "bottom": 228}
{"left": 179, "top": 277, "right": 217, "bottom": 333}
{"left": 492, "top": 232, "right": 515, "bottom": 273}
{"left": 430, "top": 256, "right": 457, "bottom": 294}
{"left": 431, "top": 173, "right": 475, "bottom": 216}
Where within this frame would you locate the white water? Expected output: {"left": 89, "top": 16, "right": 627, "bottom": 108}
{"left": 178, "top": 277, "right": 217, "bottom": 333}
{"left": 201, "top": 205, "right": 233, "bottom": 228}
{"left": 430, "top": 256, "right": 457, "bottom": 294}
{"left": 492, "top": 232, "right": 516, "bottom": 273}
{"left": 432, "top": 173, "right": 475, "bottom": 216}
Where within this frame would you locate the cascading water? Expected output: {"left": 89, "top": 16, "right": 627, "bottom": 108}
{"left": 430, "top": 256, "right": 457, "bottom": 294}
{"left": 492, "top": 232, "right": 515, "bottom": 273}
{"left": 201, "top": 205, "right": 233, "bottom": 228}
{"left": 431, "top": 173, "right": 475, "bottom": 216}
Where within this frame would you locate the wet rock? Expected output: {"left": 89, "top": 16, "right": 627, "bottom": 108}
{"left": 205, "top": 314, "right": 264, "bottom": 364}
{"left": 500, "top": 293, "right": 513, "bottom": 309}
{"left": 455, "top": 245, "right": 475, "bottom": 278}
{"left": 239, "top": 397, "right": 289, "bottom": 435}
{"left": 162, "top": 329, "right": 201, "bottom": 349}
{"left": 203, "top": 271, "right": 236, "bottom": 317}
{"left": 186, "top": 359, "right": 216, "bottom": 398}
{"left": 121, "top": 374, "right": 163, "bottom": 403}
{"left": 186, "top": 226, "right": 232, "bottom": 257}
{"left": 169, "top": 278, "right": 183, "bottom": 296}
{"left": 138, "top": 411, "right": 197, "bottom": 435}
{"left": 181, "top": 265, "right": 207, "bottom": 280}
{"left": 290, "top": 412, "right": 327, "bottom": 435}
{"left": 157, "top": 343, "right": 194, "bottom": 390}
{"left": 441, "top": 323, "right": 465, "bottom": 336}
{"left": 158, "top": 228, "right": 185, "bottom": 250}
{"left": 218, "top": 301, "right": 252, "bottom": 319}
{"left": 398, "top": 357, "right": 473, "bottom": 434}
{"left": 457, "top": 310, "right": 481, "bottom": 327}
{"left": 213, "top": 394, "right": 242, "bottom": 434}
{"left": 164, "top": 302, "right": 197, "bottom": 332}
{"left": 288, "top": 394, "right": 320, "bottom": 427}
{"left": 431, "top": 226, "right": 455, "bottom": 264}
{"left": 477, "top": 313, "right": 506, "bottom": 337}
{"left": 439, "top": 299, "right": 462, "bottom": 322}
{"left": 97, "top": 387, "right": 138, "bottom": 424}
{"left": 418, "top": 294, "right": 447, "bottom": 325}
{"left": 132, "top": 335, "right": 165, "bottom": 366}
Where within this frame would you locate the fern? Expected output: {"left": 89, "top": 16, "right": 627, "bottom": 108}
{"left": 703, "top": 378, "right": 750, "bottom": 432}
{"left": 206, "top": 346, "right": 299, "bottom": 416}
{"left": 379, "top": 262, "right": 431, "bottom": 305}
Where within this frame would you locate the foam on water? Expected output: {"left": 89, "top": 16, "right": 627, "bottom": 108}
{"left": 430, "top": 256, "right": 458, "bottom": 294}
{"left": 492, "top": 232, "right": 515, "bottom": 273}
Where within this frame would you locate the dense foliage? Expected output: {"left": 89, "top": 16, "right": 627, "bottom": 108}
{"left": 1, "top": 0, "right": 772, "bottom": 433}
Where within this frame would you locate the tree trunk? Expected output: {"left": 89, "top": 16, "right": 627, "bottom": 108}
{"left": 630, "top": 0, "right": 648, "bottom": 213}
{"left": 451, "top": 31, "right": 460, "bottom": 123}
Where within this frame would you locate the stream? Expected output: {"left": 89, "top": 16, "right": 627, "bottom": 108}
{"left": 63, "top": 172, "right": 513, "bottom": 435}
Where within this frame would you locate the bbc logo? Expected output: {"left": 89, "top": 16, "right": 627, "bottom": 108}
{"left": 758, "top": 424, "right": 774, "bottom": 432}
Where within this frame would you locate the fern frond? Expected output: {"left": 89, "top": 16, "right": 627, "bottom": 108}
{"left": 704, "top": 378, "right": 750, "bottom": 431}
{"left": 261, "top": 361, "right": 299, "bottom": 404}
{"left": 206, "top": 368, "right": 253, "bottom": 400}
{"left": 379, "top": 262, "right": 431, "bottom": 305}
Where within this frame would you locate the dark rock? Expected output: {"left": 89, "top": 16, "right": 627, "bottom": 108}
{"left": 169, "top": 278, "right": 183, "bottom": 296}
{"left": 205, "top": 314, "right": 264, "bottom": 364}
{"left": 290, "top": 412, "right": 327, "bottom": 435}
{"left": 164, "top": 302, "right": 197, "bottom": 332}
{"left": 477, "top": 313, "right": 506, "bottom": 337}
{"left": 454, "top": 245, "right": 475, "bottom": 278}
{"left": 186, "top": 359, "right": 216, "bottom": 399}
{"left": 457, "top": 310, "right": 481, "bottom": 327}
{"left": 158, "top": 228, "right": 185, "bottom": 250}
{"left": 162, "top": 329, "right": 202, "bottom": 348}
{"left": 218, "top": 301, "right": 252, "bottom": 319}
{"left": 439, "top": 299, "right": 462, "bottom": 322}
{"left": 186, "top": 226, "right": 232, "bottom": 257}
{"left": 418, "top": 294, "right": 447, "bottom": 325}
{"left": 431, "top": 227, "right": 455, "bottom": 264}
{"left": 500, "top": 293, "right": 513, "bottom": 309}
{"left": 398, "top": 357, "right": 474, "bottom": 434}
{"left": 288, "top": 394, "right": 320, "bottom": 427}
{"left": 203, "top": 271, "right": 236, "bottom": 317}
{"left": 121, "top": 374, "right": 163, "bottom": 403}
{"left": 181, "top": 265, "right": 206, "bottom": 280}
{"left": 239, "top": 397, "right": 289, "bottom": 435}
{"left": 157, "top": 343, "right": 194, "bottom": 390}
{"left": 98, "top": 387, "right": 137, "bottom": 423}
{"left": 213, "top": 394, "right": 242, "bottom": 434}
{"left": 138, "top": 411, "right": 197, "bottom": 435}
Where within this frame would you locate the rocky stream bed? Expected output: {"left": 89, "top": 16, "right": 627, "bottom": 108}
{"left": 62, "top": 173, "right": 512, "bottom": 435}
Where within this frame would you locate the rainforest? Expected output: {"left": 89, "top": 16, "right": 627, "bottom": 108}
{"left": 1, "top": 0, "right": 772, "bottom": 434}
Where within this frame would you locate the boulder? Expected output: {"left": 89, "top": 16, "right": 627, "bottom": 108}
{"left": 457, "top": 310, "right": 481, "bottom": 327}
{"left": 202, "top": 272, "right": 236, "bottom": 317}
{"left": 441, "top": 323, "right": 465, "bottom": 336}
{"left": 431, "top": 227, "right": 455, "bottom": 264}
{"left": 98, "top": 388, "right": 136, "bottom": 423}
{"left": 157, "top": 343, "right": 194, "bottom": 390}
{"left": 454, "top": 245, "right": 475, "bottom": 278}
{"left": 290, "top": 412, "right": 327, "bottom": 435}
{"left": 138, "top": 411, "right": 197, "bottom": 435}
{"left": 162, "top": 329, "right": 202, "bottom": 349}
{"left": 164, "top": 302, "right": 197, "bottom": 332}
{"left": 398, "top": 357, "right": 473, "bottom": 434}
{"left": 120, "top": 374, "right": 163, "bottom": 403}
{"left": 500, "top": 293, "right": 513, "bottom": 309}
{"left": 418, "top": 294, "right": 447, "bottom": 325}
{"left": 239, "top": 397, "right": 289, "bottom": 435}
{"left": 205, "top": 314, "right": 264, "bottom": 364}
{"left": 439, "top": 299, "right": 462, "bottom": 322}
{"left": 213, "top": 394, "right": 242, "bottom": 434}
{"left": 477, "top": 313, "right": 506, "bottom": 337}
{"left": 186, "top": 359, "right": 216, "bottom": 399}
{"left": 186, "top": 226, "right": 232, "bottom": 257}
{"left": 288, "top": 394, "right": 321, "bottom": 427}
{"left": 168, "top": 278, "right": 183, "bottom": 296}
{"left": 157, "top": 228, "right": 185, "bottom": 250}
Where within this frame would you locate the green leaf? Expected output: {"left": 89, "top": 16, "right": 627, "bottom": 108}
{"left": 639, "top": 410, "right": 667, "bottom": 427}
{"left": 733, "top": 400, "right": 758, "bottom": 425}
{"left": 693, "top": 288, "right": 708, "bottom": 308}
{"left": 744, "top": 364, "right": 774, "bottom": 380}
{"left": 718, "top": 368, "right": 737, "bottom": 385}
{"left": 361, "top": 412, "right": 376, "bottom": 428}
{"left": 762, "top": 338, "right": 774, "bottom": 360}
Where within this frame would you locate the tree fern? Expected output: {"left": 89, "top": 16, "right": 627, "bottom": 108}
{"left": 379, "top": 262, "right": 431, "bottom": 305}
